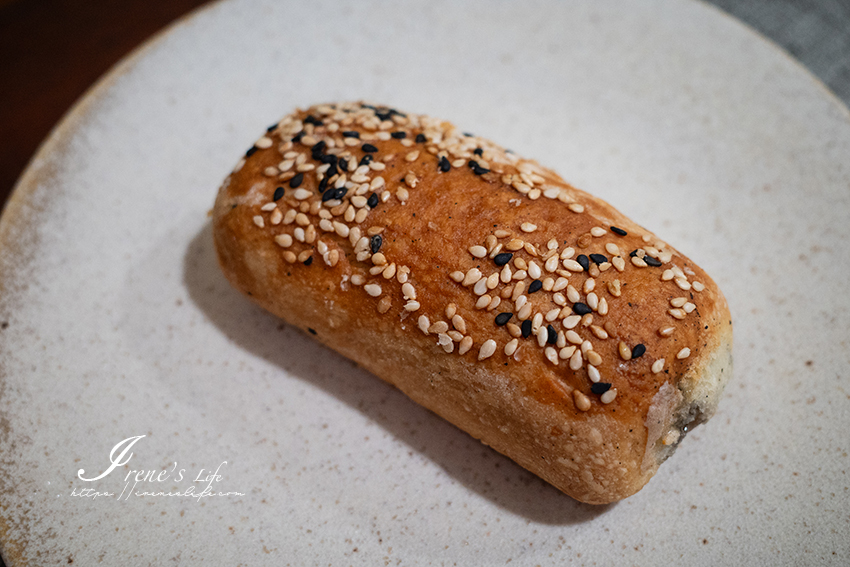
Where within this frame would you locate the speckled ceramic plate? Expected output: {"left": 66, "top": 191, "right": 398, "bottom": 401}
{"left": 1, "top": 0, "right": 848, "bottom": 564}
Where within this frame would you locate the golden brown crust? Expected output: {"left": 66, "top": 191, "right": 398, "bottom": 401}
{"left": 212, "top": 102, "right": 733, "bottom": 503}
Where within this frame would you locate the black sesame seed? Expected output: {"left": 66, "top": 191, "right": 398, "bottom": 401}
{"left": 376, "top": 111, "right": 392, "bottom": 121}
{"left": 273, "top": 186, "right": 285, "bottom": 201}
{"left": 362, "top": 143, "right": 378, "bottom": 153}
{"left": 438, "top": 156, "right": 451, "bottom": 172}
{"left": 463, "top": 132, "right": 475, "bottom": 137}
{"left": 308, "top": 327, "right": 317, "bottom": 335}
{"left": 317, "top": 176, "right": 329, "bottom": 194}
{"left": 591, "top": 382, "right": 612, "bottom": 395}
{"left": 370, "top": 234, "right": 383, "bottom": 254}
{"left": 245, "top": 146, "right": 258, "bottom": 157}
{"left": 521, "top": 319, "right": 532, "bottom": 338}
{"left": 342, "top": 131, "right": 360, "bottom": 138}
{"left": 632, "top": 344, "right": 646, "bottom": 358}
{"left": 495, "top": 312, "right": 513, "bottom": 326}
{"left": 266, "top": 123, "right": 278, "bottom": 132}
{"left": 338, "top": 158, "right": 349, "bottom": 172}
{"left": 573, "top": 302, "right": 592, "bottom": 315}
{"left": 528, "top": 279, "right": 543, "bottom": 294}
{"left": 589, "top": 253, "right": 608, "bottom": 264}
{"left": 319, "top": 154, "right": 337, "bottom": 165}
{"left": 367, "top": 192, "right": 379, "bottom": 208}
{"left": 644, "top": 256, "right": 662, "bottom": 267}
{"left": 391, "top": 131, "right": 406, "bottom": 139}
{"left": 303, "top": 256, "right": 313, "bottom": 266}
{"left": 611, "top": 226, "right": 627, "bottom": 236}
{"left": 289, "top": 173, "right": 304, "bottom": 188}
{"left": 468, "top": 160, "right": 490, "bottom": 175}
{"left": 629, "top": 249, "right": 639, "bottom": 257}
{"left": 493, "top": 252, "right": 513, "bottom": 266}
{"left": 333, "top": 187, "right": 348, "bottom": 200}
{"left": 362, "top": 104, "right": 377, "bottom": 110}
{"left": 547, "top": 325, "right": 557, "bottom": 344}
{"left": 325, "top": 162, "right": 339, "bottom": 177}
{"left": 359, "top": 154, "right": 373, "bottom": 166}
{"left": 415, "top": 133, "right": 426, "bottom": 143}
{"left": 577, "top": 254, "right": 590, "bottom": 271}
{"left": 304, "top": 115, "right": 322, "bottom": 126}
{"left": 321, "top": 187, "right": 337, "bottom": 202}
{"left": 473, "top": 147, "right": 483, "bottom": 156}
{"left": 291, "top": 132, "right": 304, "bottom": 143}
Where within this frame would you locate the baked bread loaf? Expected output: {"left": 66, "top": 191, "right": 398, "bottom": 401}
{"left": 212, "top": 102, "right": 733, "bottom": 504}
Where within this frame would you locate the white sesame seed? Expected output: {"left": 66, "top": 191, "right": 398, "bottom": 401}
{"left": 364, "top": 284, "right": 382, "bottom": 297}
{"left": 450, "top": 271, "right": 465, "bottom": 283}
{"left": 500, "top": 264, "right": 512, "bottom": 283}
{"left": 612, "top": 256, "right": 625, "bottom": 272}
{"left": 651, "top": 358, "right": 665, "bottom": 373}
{"left": 692, "top": 281, "right": 705, "bottom": 292}
{"left": 536, "top": 327, "right": 548, "bottom": 347}
{"left": 504, "top": 339, "right": 519, "bottom": 356}
{"left": 668, "top": 308, "right": 686, "bottom": 320}
{"left": 590, "top": 325, "right": 608, "bottom": 340}
{"left": 560, "top": 247, "right": 575, "bottom": 260}
{"left": 459, "top": 336, "right": 474, "bottom": 355}
{"left": 545, "top": 308, "right": 560, "bottom": 322}
{"left": 520, "top": 222, "right": 537, "bottom": 233}
{"left": 600, "top": 389, "right": 617, "bottom": 404}
{"left": 255, "top": 136, "right": 273, "bottom": 149}
{"left": 659, "top": 326, "right": 675, "bottom": 337}
{"left": 424, "top": 320, "right": 447, "bottom": 335}
{"left": 260, "top": 202, "right": 276, "bottom": 212}
{"left": 528, "top": 261, "right": 542, "bottom": 279}
{"left": 274, "top": 234, "right": 293, "bottom": 247}
{"left": 294, "top": 227, "right": 305, "bottom": 242}
{"left": 545, "top": 347, "right": 559, "bottom": 365}
{"left": 670, "top": 297, "right": 687, "bottom": 307}
{"left": 468, "top": 245, "right": 487, "bottom": 258}
{"left": 478, "top": 340, "right": 497, "bottom": 360}
{"left": 402, "top": 283, "right": 416, "bottom": 299}
{"left": 404, "top": 300, "right": 421, "bottom": 312}
{"left": 566, "top": 285, "right": 580, "bottom": 303}
{"left": 597, "top": 298, "right": 608, "bottom": 316}
{"left": 675, "top": 277, "right": 692, "bottom": 291}
{"left": 583, "top": 278, "right": 596, "bottom": 293}
{"left": 563, "top": 315, "right": 581, "bottom": 330}
{"left": 270, "top": 208, "right": 283, "bottom": 225}
{"left": 565, "top": 330, "right": 582, "bottom": 345}
{"left": 438, "top": 333, "right": 454, "bottom": 353}
{"left": 473, "top": 278, "right": 489, "bottom": 296}
{"left": 590, "top": 227, "right": 606, "bottom": 237}
{"left": 487, "top": 296, "right": 501, "bottom": 311}
{"left": 631, "top": 256, "right": 648, "bottom": 268}
{"left": 418, "top": 315, "right": 430, "bottom": 334}
{"left": 587, "top": 292, "right": 599, "bottom": 310}
{"left": 562, "top": 259, "right": 584, "bottom": 272}
{"left": 545, "top": 255, "right": 560, "bottom": 272}
{"left": 569, "top": 349, "right": 583, "bottom": 370}
{"left": 292, "top": 189, "right": 311, "bottom": 200}
{"left": 559, "top": 345, "right": 576, "bottom": 360}
{"left": 661, "top": 269, "right": 675, "bottom": 281}
{"left": 382, "top": 263, "right": 397, "bottom": 279}
{"left": 463, "top": 268, "right": 482, "bottom": 286}
{"left": 451, "top": 314, "right": 467, "bottom": 334}
{"left": 677, "top": 347, "right": 691, "bottom": 359}
{"left": 568, "top": 203, "right": 584, "bottom": 213}
{"left": 252, "top": 215, "right": 265, "bottom": 228}
{"left": 587, "top": 364, "right": 601, "bottom": 382}
{"left": 476, "top": 295, "right": 491, "bottom": 309}
{"left": 605, "top": 242, "right": 620, "bottom": 256}
{"left": 553, "top": 277, "right": 569, "bottom": 292}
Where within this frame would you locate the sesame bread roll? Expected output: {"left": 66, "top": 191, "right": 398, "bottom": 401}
{"left": 212, "top": 102, "right": 733, "bottom": 504}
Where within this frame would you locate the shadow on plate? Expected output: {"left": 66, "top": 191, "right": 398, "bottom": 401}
{"left": 184, "top": 221, "right": 613, "bottom": 525}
